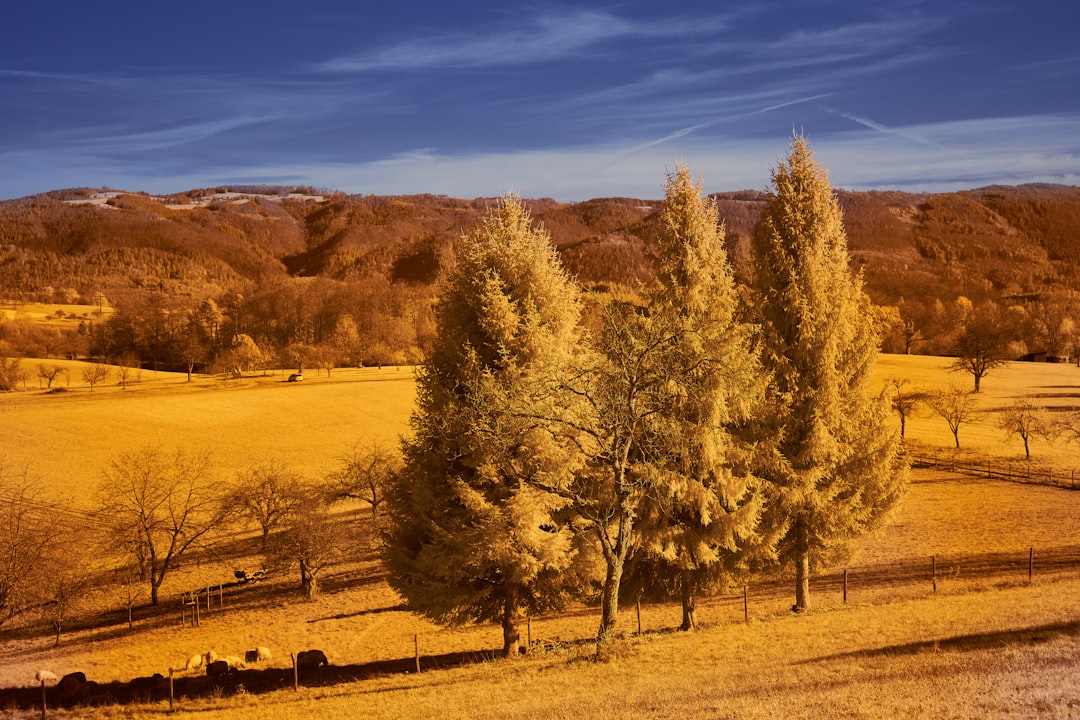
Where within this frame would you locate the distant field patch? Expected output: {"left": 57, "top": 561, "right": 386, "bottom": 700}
{"left": 0, "top": 301, "right": 113, "bottom": 328}
{"left": 0, "top": 366, "right": 416, "bottom": 505}
{"left": 871, "top": 353, "right": 1080, "bottom": 467}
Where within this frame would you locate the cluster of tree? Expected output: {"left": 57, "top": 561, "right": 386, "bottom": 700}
{"left": 891, "top": 381, "right": 1080, "bottom": 459}
{"left": 384, "top": 138, "right": 909, "bottom": 658}
{"left": 0, "top": 441, "right": 398, "bottom": 645}
{"left": 881, "top": 292, "right": 1080, "bottom": 374}
{"left": 57, "top": 276, "right": 436, "bottom": 377}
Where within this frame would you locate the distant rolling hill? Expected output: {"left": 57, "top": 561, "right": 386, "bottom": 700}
{"left": 2, "top": 184, "right": 1078, "bottom": 315}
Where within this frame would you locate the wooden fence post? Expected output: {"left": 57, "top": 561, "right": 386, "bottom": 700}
{"left": 169, "top": 667, "right": 174, "bottom": 711}
{"left": 205, "top": 584, "right": 211, "bottom": 613}
{"left": 527, "top": 617, "right": 532, "bottom": 650}
{"left": 843, "top": 569, "right": 848, "bottom": 604}
{"left": 636, "top": 600, "right": 642, "bottom": 635}
{"left": 194, "top": 598, "right": 200, "bottom": 627}
{"left": 414, "top": 634, "right": 421, "bottom": 674}
{"left": 40, "top": 679, "right": 46, "bottom": 720}
{"left": 291, "top": 653, "right": 298, "bottom": 691}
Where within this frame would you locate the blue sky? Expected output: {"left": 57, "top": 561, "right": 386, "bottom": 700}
{"left": 2, "top": 1, "right": 1077, "bottom": 200}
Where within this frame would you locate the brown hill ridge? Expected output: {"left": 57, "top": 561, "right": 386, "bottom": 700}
{"left": 2, "top": 184, "right": 1078, "bottom": 312}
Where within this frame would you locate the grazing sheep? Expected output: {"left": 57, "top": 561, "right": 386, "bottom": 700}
{"left": 245, "top": 646, "right": 272, "bottom": 664}
{"left": 185, "top": 654, "right": 204, "bottom": 671}
{"left": 57, "top": 671, "right": 87, "bottom": 696}
{"left": 128, "top": 673, "right": 166, "bottom": 702}
{"left": 203, "top": 649, "right": 219, "bottom": 665}
{"left": 205, "top": 660, "right": 230, "bottom": 678}
{"left": 296, "top": 649, "right": 329, "bottom": 670}
{"left": 221, "top": 655, "right": 245, "bottom": 669}
{"left": 34, "top": 669, "right": 59, "bottom": 684}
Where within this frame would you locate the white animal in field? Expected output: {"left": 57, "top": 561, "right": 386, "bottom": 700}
{"left": 221, "top": 655, "right": 245, "bottom": 669}
{"left": 185, "top": 654, "right": 204, "bottom": 671}
{"left": 34, "top": 670, "right": 59, "bottom": 684}
{"left": 245, "top": 646, "right": 272, "bottom": 664}
{"left": 203, "top": 649, "right": 219, "bottom": 665}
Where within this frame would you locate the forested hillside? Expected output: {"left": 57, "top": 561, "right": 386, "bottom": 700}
{"left": 2, "top": 183, "right": 1079, "bottom": 374}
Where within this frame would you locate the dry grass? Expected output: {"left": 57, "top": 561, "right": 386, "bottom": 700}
{"left": 872, "top": 354, "right": 1080, "bottom": 468}
{"left": 0, "top": 365, "right": 416, "bottom": 505}
{"left": 11, "top": 578, "right": 1080, "bottom": 719}
{"left": 0, "top": 301, "right": 113, "bottom": 328}
{"left": 1, "top": 354, "right": 1079, "bottom": 717}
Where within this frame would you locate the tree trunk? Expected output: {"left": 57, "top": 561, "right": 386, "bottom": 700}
{"left": 597, "top": 553, "right": 624, "bottom": 646}
{"left": 150, "top": 564, "right": 163, "bottom": 606}
{"left": 679, "top": 572, "right": 697, "bottom": 631}
{"left": 501, "top": 592, "right": 522, "bottom": 658}
{"left": 794, "top": 516, "right": 811, "bottom": 612}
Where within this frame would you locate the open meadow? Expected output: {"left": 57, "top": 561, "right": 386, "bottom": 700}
{"left": 0, "top": 363, "right": 416, "bottom": 505}
{"left": 1, "top": 353, "right": 1079, "bottom": 717}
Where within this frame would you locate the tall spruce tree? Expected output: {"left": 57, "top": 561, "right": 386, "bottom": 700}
{"left": 751, "top": 136, "right": 908, "bottom": 611}
{"left": 384, "top": 195, "right": 585, "bottom": 657}
{"left": 625, "top": 165, "right": 769, "bottom": 630}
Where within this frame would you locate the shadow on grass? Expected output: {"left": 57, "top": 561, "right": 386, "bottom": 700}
{"left": 0, "top": 642, "right": 587, "bottom": 711}
{"left": 800, "top": 619, "right": 1080, "bottom": 665}
{"left": 307, "top": 602, "right": 408, "bottom": 623}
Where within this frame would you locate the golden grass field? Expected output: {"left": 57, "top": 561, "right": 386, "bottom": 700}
{"left": 1, "top": 352, "right": 1079, "bottom": 717}
{"left": 0, "top": 301, "right": 113, "bottom": 328}
{"left": 0, "top": 364, "right": 416, "bottom": 505}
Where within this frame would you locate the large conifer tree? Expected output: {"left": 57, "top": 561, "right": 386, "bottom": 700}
{"left": 751, "top": 136, "right": 908, "bottom": 611}
{"left": 626, "top": 165, "right": 769, "bottom": 630}
{"left": 384, "top": 195, "right": 585, "bottom": 657}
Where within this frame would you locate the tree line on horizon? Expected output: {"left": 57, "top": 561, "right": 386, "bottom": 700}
{"left": 4, "top": 171, "right": 1080, "bottom": 387}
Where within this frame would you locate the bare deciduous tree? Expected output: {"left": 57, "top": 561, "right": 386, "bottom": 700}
{"left": 328, "top": 443, "right": 400, "bottom": 520}
{"left": 0, "top": 460, "right": 59, "bottom": 627}
{"left": 81, "top": 362, "right": 110, "bottom": 391}
{"left": 35, "top": 529, "right": 96, "bottom": 646}
{"left": 0, "top": 357, "right": 26, "bottom": 392}
{"left": 998, "top": 399, "right": 1054, "bottom": 459}
{"left": 271, "top": 496, "right": 345, "bottom": 600}
{"left": 927, "top": 385, "right": 979, "bottom": 449}
{"left": 37, "top": 363, "right": 66, "bottom": 389}
{"left": 228, "top": 462, "right": 307, "bottom": 549}
{"left": 96, "top": 446, "right": 230, "bottom": 605}
{"left": 950, "top": 301, "right": 1010, "bottom": 393}
{"left": 890, "top": 378, "right": 925, "bottom": 440}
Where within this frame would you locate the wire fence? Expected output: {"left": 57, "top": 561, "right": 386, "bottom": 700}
{"left": 909, "top": 451, "right": 1080, "bottom": 490}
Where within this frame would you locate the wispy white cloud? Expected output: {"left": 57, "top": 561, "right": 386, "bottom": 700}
{"left": 48, "top": 112, "right": 1064, "bottom": 203}
{"left": 317, "top": 10, "right": 731, "bottom": 72}
{"left": 818, "top": 106, "right": 946, "bottom": 151}
{"left": 770, "top": 13, "right": 944, "bottom": 56}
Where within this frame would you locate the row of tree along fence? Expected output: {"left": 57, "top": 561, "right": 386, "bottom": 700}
{"left": 910, "top": 452, "right": 1080, "bottom": 490}
{"left": 702, "top": 543, "right": 1080, "bottom": 626}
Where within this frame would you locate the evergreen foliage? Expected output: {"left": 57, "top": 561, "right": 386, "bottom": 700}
{"left": 751, "top": 136, "right": 908, "bottom": 611}
{"left": 384, "top": 195, "right": 587, "bottom": 657}
{"left": 624, "top": 165, "right": 769, "bottom": 630}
